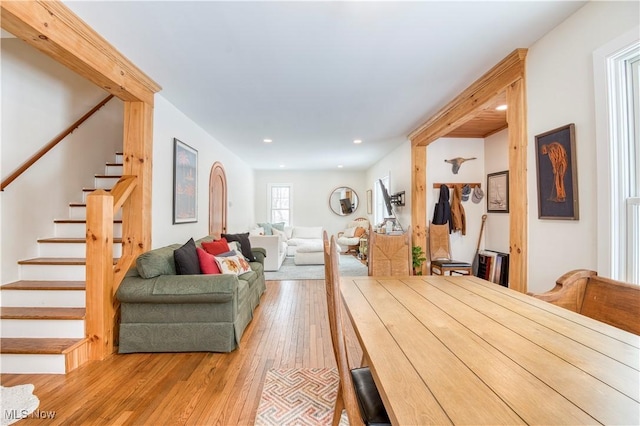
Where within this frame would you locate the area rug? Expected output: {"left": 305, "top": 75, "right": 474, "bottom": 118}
{"left": 256, "top": 368, "right": 348, "bottom": 426}
{"left": 265, "top": 255, "right": 367, "bottom": 281}
{"left": 0, "top": 384, "right": 39, "bottom": 426}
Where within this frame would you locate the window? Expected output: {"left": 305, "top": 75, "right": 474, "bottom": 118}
{"left": 268, "top": 184, "right": 292, "bottom": 226}
{"left": 595, "top": 34, "right": 639, "bottom": 284}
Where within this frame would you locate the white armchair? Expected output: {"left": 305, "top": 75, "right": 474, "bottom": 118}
{"left": 336, "top": 217, "right": 369, "bottom": 253}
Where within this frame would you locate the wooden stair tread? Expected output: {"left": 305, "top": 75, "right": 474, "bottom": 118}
{"left": 54, "top": 219, "right": 122, "bottom": 224}
{"left": 1, "top": 280, "right": 85, "bottom": 290}
{"left": 18, "top": 257, "right": 119, "bottom": 266}
{"left": 105, "top": 162, "right": 123, "bottom": 167}
{"left": 1, "top": 338, "right": 86, "bottom": 354}
{"left": 38, "top": 237, "right": 123, "bottom": 244}
{"left": 94, "top": 174, "right": 122, "bottom": 178}
{"left": 1, "top": 307, "right": 85, "bottom": 320}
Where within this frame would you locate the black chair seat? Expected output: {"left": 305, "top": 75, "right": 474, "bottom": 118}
{"left": 432, "top": 259, "right": 471, "bottom": 267}
{"left": 350, "top": 367, "right": 391, "bottom": 426}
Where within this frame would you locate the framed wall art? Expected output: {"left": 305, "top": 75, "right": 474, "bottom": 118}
{"left": 173, "top": 138, "right": 198, "bottom": 224}
{"left": 487, "top": 171, "right": 509, "bottom": 213}
{"left": 535, "top": 123, "right": 579, "bottom": 220}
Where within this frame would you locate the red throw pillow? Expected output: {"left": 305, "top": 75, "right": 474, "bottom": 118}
{"left": 196, "top": 247, "right": 221, "bottom": 274}
{"left": 201, "top": 238, "right": 230, "bottom": 256}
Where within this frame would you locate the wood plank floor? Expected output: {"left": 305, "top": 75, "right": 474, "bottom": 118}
{"left": 1, "top": 280, "right": 362, "bottom": 425}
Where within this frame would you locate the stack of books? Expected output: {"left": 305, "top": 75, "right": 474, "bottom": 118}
{"left": 476, "top": 250, "right": 509, "bottom": 287}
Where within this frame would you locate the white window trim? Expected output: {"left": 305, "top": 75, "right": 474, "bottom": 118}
{"left": 593, "top": 26, "right": 640, "bottom": 282}
{"left": 267, "top": 183, "right": 293, "bottom": 226}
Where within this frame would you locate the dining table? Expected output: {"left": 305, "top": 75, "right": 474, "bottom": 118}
{"left": 340, "top": 274, "right": 640, "bottom": 425}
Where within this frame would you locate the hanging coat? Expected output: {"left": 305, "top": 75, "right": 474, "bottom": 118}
{"left": 432, "top": 184, "right": 452, "bottom": 233}
{"left": 451, "top": 184, "right": 466, "bottom": 235}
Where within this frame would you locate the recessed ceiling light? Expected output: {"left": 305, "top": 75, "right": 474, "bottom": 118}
{"left": 495, "top": 104, "right": 507, "bottom": 111}
{"left": 279, "top": 164, "right": 285, "bottom": 168}
{"left": 338, "top": 165, "right": 344, "bottom": 168}
{"left": 353, "top": 139, "right": 362, "bottom": 144}
{"left": 263, "top": 139, "right": 273, "bottom": 143}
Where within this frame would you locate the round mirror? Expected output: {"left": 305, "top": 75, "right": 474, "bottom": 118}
{"left": 329, "top": 187, "right": 359, "bottom": 216}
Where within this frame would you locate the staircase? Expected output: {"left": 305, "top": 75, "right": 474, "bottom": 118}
{"left": 0, "top": 153, "right": 124, "bottom": 374}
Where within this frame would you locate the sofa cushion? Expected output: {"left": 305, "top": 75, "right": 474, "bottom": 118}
{"left": 201, "top": 238, "right": 231, "bottom": 256}
{"left": 196, "top": 247, "right": 221, "bottom": 274}
{"left": 174, "top": 238, "right": 201, "bottom": 275}
{"left": 292, "top": 226, "right": 323, "bottom": 239}
{"left": 222, "top": 232, "right": 256, "bottom": 261}
{"left": 215, "top": 252, "right": 252, "bottom": 275}
{"left": 136, "top": 244, "right": 181, "bottom": 279}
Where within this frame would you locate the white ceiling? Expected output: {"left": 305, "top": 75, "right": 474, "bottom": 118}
{"left": 63, "top": 1, "right": 586, "bottom": 171}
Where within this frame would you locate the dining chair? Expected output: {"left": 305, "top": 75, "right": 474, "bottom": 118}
{"left": 368, "top": 225, "right": 412, "bottom": 276}
{"left": 323, "top": 233, "right": 391, "bottom": 426}
{"left": 428, "top": 222, "right": 472, "bottom": 276}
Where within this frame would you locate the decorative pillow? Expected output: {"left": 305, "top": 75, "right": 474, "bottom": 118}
{"left": 228, "top": 241, "right": 242, "bottom": 253}
{"left": 196, "top": 247, "right": 221, "bottom": 274}
{"left": 214, "top": 253, "right": 252, "bottom": 276}
{"left": 343, "top": 227, "right": 357, "bottom": 238}
{"left": 271, "top": 222, "right": 285, "bottom": 231}
{"left": 354, "top": 227, "right": 366, "bottom": 238}
{"left": 221, "top": 233, "right": 256, "bottom": 261}
{"left": 174, "top": 238, "right": 200, "bottom": 275}
{"left": 249, "top": 227, "right": 265, "bottom": 236}
{"left": 201, "top": 238, "right": 230, "bottom": 256}
{"left": 257, "top": 223, "right": 274, "bottom": 235}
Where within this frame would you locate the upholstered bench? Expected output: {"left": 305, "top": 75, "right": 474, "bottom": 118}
{"left": 294, "top": 240, "right": 324, "bottom": 265}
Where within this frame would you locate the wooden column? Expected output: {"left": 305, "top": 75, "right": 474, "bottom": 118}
{"left": 506, "top": 79, "right": 528, "bottom": 293}
{"left": 85, "top": 190, "right": 115, "bottom": 360}
{"left": 122, "top": 101, "right": 154, "bottom": 257}
{"left": 411, "top": 144, "right": 427, "bottom": 275}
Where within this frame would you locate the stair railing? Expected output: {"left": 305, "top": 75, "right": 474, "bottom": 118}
{"left": 1, "top": 94, "right": 114, "bottom": 191}
{"left": 85, "top": 175, "right": 137, "bottom": 360}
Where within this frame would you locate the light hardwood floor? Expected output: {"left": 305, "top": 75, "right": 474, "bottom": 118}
{"left": 1, "top": 280, "right": 362, "bottom": 425}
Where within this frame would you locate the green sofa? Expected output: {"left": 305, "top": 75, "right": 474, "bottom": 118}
{"left": 116, "top": 236, "right": 266, "bottom": 353}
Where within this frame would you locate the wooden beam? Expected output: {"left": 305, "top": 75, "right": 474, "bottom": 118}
{"left": 507, "top": 79, "right": 528, "bottom": 293}
{"left": 411, "top": 145, "right": 427, "bottom": 275}
{"left": 122, "top": 101, "right": 154, "bottom": 258}
{"left": 409, "top": 49, "right": 527, "bottom": 147}
{"left": 1, "top": 1, "right": 160, "bottom": 104}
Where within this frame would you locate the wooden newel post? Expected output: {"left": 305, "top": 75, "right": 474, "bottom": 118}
{"left": 86, "top": 189, "right": 115, "bottom": 360}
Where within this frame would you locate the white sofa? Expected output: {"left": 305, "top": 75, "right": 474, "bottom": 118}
{"left": 249, "top": 225, "right": 324, "bottom": 270}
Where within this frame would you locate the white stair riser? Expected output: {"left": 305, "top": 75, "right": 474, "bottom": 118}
{"left": 94, "top": 176, "right": 120, "bottom": 189}
{"left": 55, "top": 222, "right": 122, "bottom": 238}
{"left": 69, "top": 205, "right": 122, "bottom": 220}
{"left": 39, "top": 242, "right": 122, "bottom": 258}
{"left": 105, "top": 165, "right": 123, "bottom": 175}
{"left": 20, "top": 264, "right": 86, "bottom": 281}
{"left": 1, "top": 319, "right": 84, "bottom": 338}
{"left": 0, "top": 354, "right": 66, "bottom": 374}
{"left": 0, "top": 290, "right": 85, "bottom": 307}
{"left": 115, "top": 154, "right": 123, "bottom": 163}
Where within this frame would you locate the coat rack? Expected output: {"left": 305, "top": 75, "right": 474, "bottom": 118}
{"left": 433, "top": 183, "right": 481, "bottom": 189}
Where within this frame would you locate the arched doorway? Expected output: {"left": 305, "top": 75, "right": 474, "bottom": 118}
{"left": 209, "top": 162, "right": 227, "bottom": 238}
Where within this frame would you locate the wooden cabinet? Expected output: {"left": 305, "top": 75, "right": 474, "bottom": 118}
{"left": 368, "top": 228, "right": 412, "bottom": 276}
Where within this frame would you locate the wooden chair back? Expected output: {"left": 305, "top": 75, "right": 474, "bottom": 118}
{"left": 368, "top": 226, "right": 411, "bottom": 276}
{"left": 327, "top": 235, "right": 365, "bottom": 426}
{"left": 580, "top": 275, "right": 640, "bottom": 335}
{"left": 428, "top": 222, "right": 452, "bottom": 261}
{"left": 323, "top": 230, "right": 339, "bottom": 359}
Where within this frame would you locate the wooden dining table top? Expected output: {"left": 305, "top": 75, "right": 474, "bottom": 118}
{"left": 340, "top": 275, "right": 640, "bottom": 425}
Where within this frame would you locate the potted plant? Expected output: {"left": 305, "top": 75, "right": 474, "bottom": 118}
{"left": 412, "top": 245, "right": 427, "bottom": 275}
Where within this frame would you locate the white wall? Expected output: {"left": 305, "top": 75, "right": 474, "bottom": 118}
{"left": 426, "top": 138, "right": 486, "bottom": 263}
{"left": 152, "top": 96, "right": 256, "bottom": 248}
{"left": 526, "top": 0, "right": 640, "bottom": 292}
{"left": 253, "top": 169, "right": 367, "bottom": 239}
{"left": 365, "top": 140, "right": 412, "bottom": 231}
{"left": 1, "top": 38, "right": 122, "bottom": 284}
{"left": 484, "top": 129, "right": 510, "bottom": 253}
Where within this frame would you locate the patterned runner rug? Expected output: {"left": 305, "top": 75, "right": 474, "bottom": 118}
{"left": 255, "top": 368, "right": 348, "bottom": 425}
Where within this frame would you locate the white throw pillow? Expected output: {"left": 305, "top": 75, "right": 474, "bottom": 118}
{"left": 273, "top": 227, "right": 288, "bottom": 242}
{"left": 249, "top": 227, "right": 265, "bottom": 236}
{"left": 292, "top": 226, "right": 323, "bottom": 239}
{"left": 214, "top": 253, "right": 252, "bottom": 275}
{"left": 343, "top": 227, "right": 357, "bottom": 238}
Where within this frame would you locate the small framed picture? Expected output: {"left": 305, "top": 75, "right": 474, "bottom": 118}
{"left": 535, "top": 124, "right": 579, "bottom": 220}
{"left": 487, "top": 171, "right": 509, "bottom": 213}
